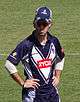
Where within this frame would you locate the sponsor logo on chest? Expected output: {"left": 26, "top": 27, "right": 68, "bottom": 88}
{"left": 37, "top": 59, "right": 51, "bottom": 69}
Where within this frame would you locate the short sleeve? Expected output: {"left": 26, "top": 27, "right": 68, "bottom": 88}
{"left": 55, "top": 38, "right": 65, "bottom": 60}
{"left": 7, "top": 43, "right": 23, "bottom": 65}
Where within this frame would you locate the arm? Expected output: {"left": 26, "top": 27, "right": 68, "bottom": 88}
{"left": 11, "top": 72, "right": 40, "bottom": 89}
{"left": 11, "top": 73, "right": 24, "bottom": 86}
{"left": 52, "top": 37, "right": 65, "bottom": 87}
{"left": 52, "top": 58, "right": 65, "bottom": 87}
{"left": 52, "top": 70, "right": 62, "bottom": 87}
{"left": 5, "top": 60, "right": 40, "bottom": 88}
{"left": 5, "top": 60, "right": 24, "bottom": 86}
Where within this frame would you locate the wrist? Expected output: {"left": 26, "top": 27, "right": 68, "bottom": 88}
{"left": 22, "top": 81, "right": 28, "bottom": 89}
{"left": 21, "top": 81, "right": 25, "bottom": 87}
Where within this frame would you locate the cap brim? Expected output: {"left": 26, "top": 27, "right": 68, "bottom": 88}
{"left": 35, "top": 17, "right": 50, "bottom": 23}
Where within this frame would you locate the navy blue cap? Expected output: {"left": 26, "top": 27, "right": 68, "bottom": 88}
{"left": 35, "top": 7, "right": 52, "bottom": 22}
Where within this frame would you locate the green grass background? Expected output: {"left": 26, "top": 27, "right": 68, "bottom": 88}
{"left": 0, "top": 0, "right": 80, "bottom": 102}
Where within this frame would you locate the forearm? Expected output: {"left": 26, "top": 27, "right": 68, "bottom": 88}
{"left": 11, "top": 73, "right": 40, "bottom": 89}
{"left": 54, "top": 58, "right": 65, "bottom": 79}
{"left": 54, "top": 70, "right": 62, "bottom": 80}
{"left": 52, "top": 70, "right": 62, "bottom": 87}
{"left": 5, "top": 60, "right": 24, "bottom": 86}
{"left": 52, "top": 58, "right": 64, "bottom": 87}
{"left": 11, "top": 72, "right": 24, "bottom": 86}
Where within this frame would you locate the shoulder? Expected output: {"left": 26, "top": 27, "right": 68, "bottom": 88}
{"left": 17, "top": 33, "right": 34, "bottom": 49}
{"left": 48, "top": 32, "right": 60, "bottom": 44}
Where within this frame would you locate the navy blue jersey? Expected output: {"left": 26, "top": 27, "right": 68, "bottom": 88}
{"left": 7, "top": 30, "right": 64, "bottom": 84}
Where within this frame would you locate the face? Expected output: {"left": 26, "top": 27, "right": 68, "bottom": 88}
{"left": 34, "top": 19, "right": 51, "bottom": 36}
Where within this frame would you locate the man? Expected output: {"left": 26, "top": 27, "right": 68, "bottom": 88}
{"left": 5, "top": 7, "right": 65, "bottom": 102}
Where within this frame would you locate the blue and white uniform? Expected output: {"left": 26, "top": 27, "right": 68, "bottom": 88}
{"left": 6, "top": 30, "right": 65, "bottom": 102}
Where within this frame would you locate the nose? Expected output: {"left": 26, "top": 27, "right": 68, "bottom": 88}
{"left": 38, "top": 24, "right": 45, "bottom": 30}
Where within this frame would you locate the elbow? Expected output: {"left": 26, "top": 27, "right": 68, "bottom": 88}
{"left": 5, "top": 60, "right": 18, "bottom": 74}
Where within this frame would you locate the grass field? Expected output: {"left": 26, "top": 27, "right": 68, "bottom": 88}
{"left": 0, "top": 0, "right": 80, "bottom": 102}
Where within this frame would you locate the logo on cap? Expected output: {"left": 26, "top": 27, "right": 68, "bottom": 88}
{"left": 41, "top": 9, "right": 47, "bottom": 15}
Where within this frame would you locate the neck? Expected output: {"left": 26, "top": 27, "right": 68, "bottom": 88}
{"left": 36, "top": 32, "right": 48, "bottom": 44}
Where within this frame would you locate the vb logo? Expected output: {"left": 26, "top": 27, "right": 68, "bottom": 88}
{"left": 41, "top": 9, "right": 47, "bottom": 14}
